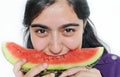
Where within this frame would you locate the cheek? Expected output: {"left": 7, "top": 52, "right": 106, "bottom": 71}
{"left": 30, "top": 34, "right": 49, "bottom": 51}
{"left": 63, "top": 33, "right": 83, "bottom": 49}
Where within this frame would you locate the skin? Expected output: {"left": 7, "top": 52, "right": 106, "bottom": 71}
{"left": 13, "top": 0, "right": 102, "bottom": 77}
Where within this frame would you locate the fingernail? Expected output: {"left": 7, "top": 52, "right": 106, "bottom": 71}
{"left": 42, "top": 63, "right": 48, "bottom": 68}
{"left": 50, "top": 73, "right": 55, "bottom": 77}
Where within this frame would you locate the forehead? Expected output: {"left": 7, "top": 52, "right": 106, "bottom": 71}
{"left": 32, "top": 0, "right": 78, "bottom": 23}
{"left": 42, "top": 0, "right": 76, "bottom": 16}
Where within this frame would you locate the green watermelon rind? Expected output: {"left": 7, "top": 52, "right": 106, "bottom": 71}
{"left": 2, "top": 42, "right": 104, "bottom": 71}
{"left": 2, "top": 42, "right": 36, "bottom": 71}
{"left": 2, "top": 42, "right": 18, "bottom": 64}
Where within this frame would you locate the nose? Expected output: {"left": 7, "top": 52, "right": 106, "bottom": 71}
{"left": 48, "top": 32, "right": 63, "bottom": 55}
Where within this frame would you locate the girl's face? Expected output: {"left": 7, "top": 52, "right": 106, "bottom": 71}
{"left": 30, "top": 1, "right": 85, "bottom": 56}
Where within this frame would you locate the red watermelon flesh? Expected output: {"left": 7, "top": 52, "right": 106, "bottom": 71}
{"left": 2, "top": 42, "right": 104, "bottom": 71}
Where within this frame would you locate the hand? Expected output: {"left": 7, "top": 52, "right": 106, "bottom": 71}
{"left": 59, "top": 66, "right": 102, "bottom": 77}
{"left": 13, "top": 59, "right": 55, "bottom": 77}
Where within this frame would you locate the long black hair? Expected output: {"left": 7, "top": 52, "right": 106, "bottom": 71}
{"left": 23, "top": 0, "right": 108, "bottom": 53}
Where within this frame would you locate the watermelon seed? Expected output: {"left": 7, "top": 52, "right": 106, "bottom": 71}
{"left": 17, "top": 49, "right": 21, "bottom": 53}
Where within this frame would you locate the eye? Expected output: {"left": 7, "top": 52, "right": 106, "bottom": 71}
{"left": 65, "top": 28, "right": 75, "bottom": 33}
{"left": 36, "top": 29, "right": 46, "bottom": 33}
{"left": 35, "top": 29, "right": 48, "bottom": 37}
{"left": 63, "top": 28, "right": 76, "bottom": 36}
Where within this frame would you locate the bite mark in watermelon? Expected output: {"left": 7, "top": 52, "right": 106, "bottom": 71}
{"left": 1, "top": 42, "right": 104, "bottom": 71}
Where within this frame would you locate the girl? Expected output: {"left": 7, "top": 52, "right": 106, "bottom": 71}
{"left": 13, "top": 0, "right": 120, "bottom": 77}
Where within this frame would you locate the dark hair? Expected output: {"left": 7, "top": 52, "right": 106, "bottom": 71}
{"left": 23, "top": 0, "right": 108, "bottom": 53}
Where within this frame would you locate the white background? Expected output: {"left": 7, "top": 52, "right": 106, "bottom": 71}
{"left": 0, "top": 0, "right": 120, "bottom": 77}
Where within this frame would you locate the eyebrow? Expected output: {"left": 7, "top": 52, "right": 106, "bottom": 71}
{"left": 31, "top": 24, "right": 49, "bottom": 29}
{"left": 31, "top": 23, "right": 79, "bottom": 29}
{"left": 60, "top": 23, "right": 79, "bottom": 28}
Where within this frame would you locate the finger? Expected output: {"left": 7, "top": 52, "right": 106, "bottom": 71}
{"left": 42, "top": 73, "right": 55, "bottom": 77}
{"left": 74, "top": 71, "right": 91, "bottom": 77}
{"left": 89, "top": 68, "right": 102, "bottom": 76}
{"left": 74, "top": 68, "right": 102, "bottom": 77}
{"left": 25, "top": 63, "right": 48, "bottom": 77}
{"left": 13, "top": 59, "right": 26, "bottom": 73}
{"left": 13, "top": 59, "right": 26, "bottom": 76}
{"left": 59, "top": 66, "right": 88, "bottom": 77}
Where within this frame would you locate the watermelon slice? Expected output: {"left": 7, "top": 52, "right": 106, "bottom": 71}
{"left": 1, "top": 42, "right": 104, "bottom": 71}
